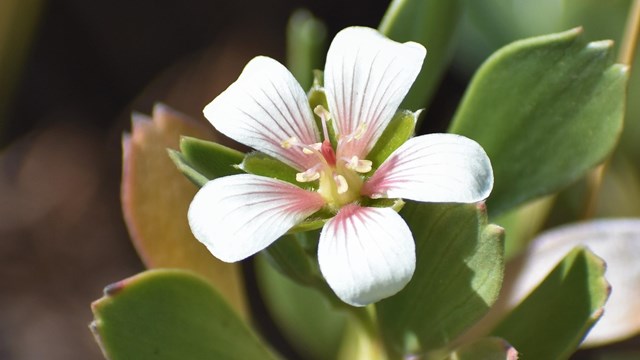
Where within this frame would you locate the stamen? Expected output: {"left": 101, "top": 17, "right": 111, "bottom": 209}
{"left": 296, "top": 167, "right": 321, "bottom": 182}
{"left": 334, "top": 174, "right": 349, "bottom": 194}
{"left": 313, "top": 105, "right": 332, "bottom": 141}
{"left": 345, "top": 156, "right": 372, "bottom": 173}
{"left": 281, "top": 136, "right": 299, "bottom": 149}
{"left": 353, "top": 122, "right": 367, "bottom": 140}
{"left": 340, "top": 122, "right": 368, "bottom": 143}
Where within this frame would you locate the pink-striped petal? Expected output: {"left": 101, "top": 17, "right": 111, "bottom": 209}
{"left": 324, "top": 27, "right": 426, "bottom": 159}
{"left": 204, "top": 56, "right": 320, "bottom": 171}
{"left": 363, "top": 134, "right": 493, "bottom": 203}
{"left": 188, "top": 174, "right": 325, "bottom": 262}
{"left": 318, "top": 205, "right": 415, "bottom": 306}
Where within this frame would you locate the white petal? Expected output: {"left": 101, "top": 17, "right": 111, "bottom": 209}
{"left": 204, "top": 56, "right": 319, "bottom": 171}
{"left": 363, "top": 134, "right": 493, "bottom": 203}
{"left": 505, "top": 219, "right": 640, "bottom": 347}
{"left": 188, "top": 174, "right": 325, "bottom": 262}
{"left": 324, "top": 27, "right": 426, "bottom": 158}
{"left": 318, "top": 205, "right": 415, "bottom": 306}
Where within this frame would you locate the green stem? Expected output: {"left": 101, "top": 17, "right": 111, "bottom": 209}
{"left": 619, "top": 0, "right": 640, "bottom": 66}
{"left": 584, "top": 0, "right": 640, "bottom": 218}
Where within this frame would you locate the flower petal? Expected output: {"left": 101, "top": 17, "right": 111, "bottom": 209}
{"left": 188, "top": 174, "right": 325, "bottom": 262}
{"left": 318, "top": 204, "right": 415, "bottom": 306}
{"left": 505, "top": 219, "right": 640, "bottom": 347}
{"left": 324, "top": 27, "right": 426, "bottom": 158}
{"left": 204, "top": 56, "right": 319, "bottom": 171}
{"left": 363, "top": 134, "right": 493, "bottom": 203}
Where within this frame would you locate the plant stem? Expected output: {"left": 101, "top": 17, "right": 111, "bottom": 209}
{"left": 619, "top": 0, "right": 640, "bottom": 66}
{"left": 585, "top": 0, "right": 640, "bottom": 218}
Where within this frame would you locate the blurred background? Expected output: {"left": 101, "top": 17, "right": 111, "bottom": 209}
{"left": 0, "top": 0, "right": 638, "bottom": 359}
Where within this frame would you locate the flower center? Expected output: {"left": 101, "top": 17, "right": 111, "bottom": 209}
{"left": 280, "top": 105, "right": 372, "bottom": 210}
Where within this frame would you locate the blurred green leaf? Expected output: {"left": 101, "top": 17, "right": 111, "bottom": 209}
{"left": 443, "top": 337, "right": 518, "bottom": 360}
{"left": 376, "top": 203, "right": 504, "bottom": 355}
{"left": 286, "top": 9, "right": 327, "bottom": 90}
{"left": 91, "top": 269, "right": 279, "bottom": 360}
{"left": 255, "top": 256, "right": 347, "bottom": 360}
{"left": 379, "top": 0, "right": 462, "bottom": 111}
{"left": 122, "top": 104, "right": 248, "bottom": 318}
{"left": 491, "top": 247, "right": 609, "bottom": 359}
{"left": 179, "top": 136, "right": 244, "bottom": 181}
{"left": 449, "top": 28, "right": 628, "bottom": 217}
{"left": 367, "top": 109, "right": 418, "bottom": 171}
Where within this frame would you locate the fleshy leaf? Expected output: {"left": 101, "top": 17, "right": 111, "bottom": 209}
{"left": 179, "top": 136, "right": 244, "bottom": 181}
{"left": 91, "top": 270, "right": 279, "bottom": 360}
{"left": 240, "top": 151, "right": 299, "bottom": 185}
{"left": 449, "top": 28, "right": 628, "bottom": 216}
{"left": 366, "top": 109, "right": 418, "bottom": 171}
{"left": 442, "top": 337, "right": 518, "bottom": 360}
{"left": 376, "top": 202, "right": 504, "bottom": 355}
{"left": 255, "top": 256, "right": 347, "bottom": 360}
{"left": 502, "top": 219, "right": 640, "bottom": 347}
{"left": 122, "top": 104, "right": 247, "bottom": 317}
{"left": 491, "top": 247, "right": 609, "bottom": 360}
{"left": 379, "top": 0, "right": 462, "bottom": 111}
{"left": 286, "top": 9, "right": 327, "bottom": 90}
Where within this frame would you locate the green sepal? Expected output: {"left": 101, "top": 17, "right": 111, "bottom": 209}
{"left": 90, "top": 269, "right": 280, "bottom": 360}
{"left": 240, "top": 151, "right": 299, "bottom": 184}
{"left": 491, "top": 247, "right": 609, "bottom": 360}
{"left": 167, "top": 149, "right": 209, "bottom": 187}
{"left": 179, "top": 136, "right": 244, "bottom": 181}
{"left": 367, "top": 109, "right": 418, "bottom": 170}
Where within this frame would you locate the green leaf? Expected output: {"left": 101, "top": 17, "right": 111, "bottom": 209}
{"left": 91, "top": 270, "right": 279, "bottom": 360}
{"left": 255, "top": 256, "right": 347, "bottom": 360}
{"left": 379, "top": 0, "right": 462, "bottom": 111}
{"left": 240, "top": 151, "right": 299, "bottom": 184}
{"left": 366, "top": 109, "right": 418, "bottom": 170}
{"left": 449, "top": 28, "right": 628, "bottom": 217}
{"left": 491, "top": 247, "right": 609, "bottom": 359}
{"left": 286, "top": 9, "right": 327, "bottom": 91}
{"left": 179, "top": 136, "right": 244, "bottom": 181}
{"left": 442, "top": 337, "right": 518, "bottom": 360}
{"left": 261, "top": 235, "right": 317, "bottom": 286}
{"left": 122, "top": 104, "right": 248, "bottom": 318}
{"left": 376, "top": 203, "right": 505, "bottom": 355}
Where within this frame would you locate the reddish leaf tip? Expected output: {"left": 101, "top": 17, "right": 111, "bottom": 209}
{"left": 104, "top": 280, "right": 127, "bottom": 296}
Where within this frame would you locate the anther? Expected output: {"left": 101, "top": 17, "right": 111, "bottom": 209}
{"left": 334, "top": 174, "right": 349, "bottom": 194}
{"left": 281, "top": 137, "right": 299, "bottom": 149}
{"left": 345, "top": 156, "right": 372, "bottom": 173}
{"left": 296, "top": 168, "right": 321, "bottom": 182}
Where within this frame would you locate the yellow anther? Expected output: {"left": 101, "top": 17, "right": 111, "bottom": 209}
{"left": 296, "top": 168, "right": 320, "bottom": 182}
{"left": 345, "top": 156, "right": 372, "bottom": 173}
{"left": 314, "top": 105, "right": 332, "bottom": 121}
{"left": 353, "top": 122, "right": 368, "bottom": 140}
{"left": 334, "top": 174, "right": 349, "bottom": 194}
{"left": 281, "top": 137, "right": 299, "bottom": 149}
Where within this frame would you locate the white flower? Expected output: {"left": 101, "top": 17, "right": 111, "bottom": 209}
{"left": 188, "top": 26, "right": 494, "bottom": 306}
